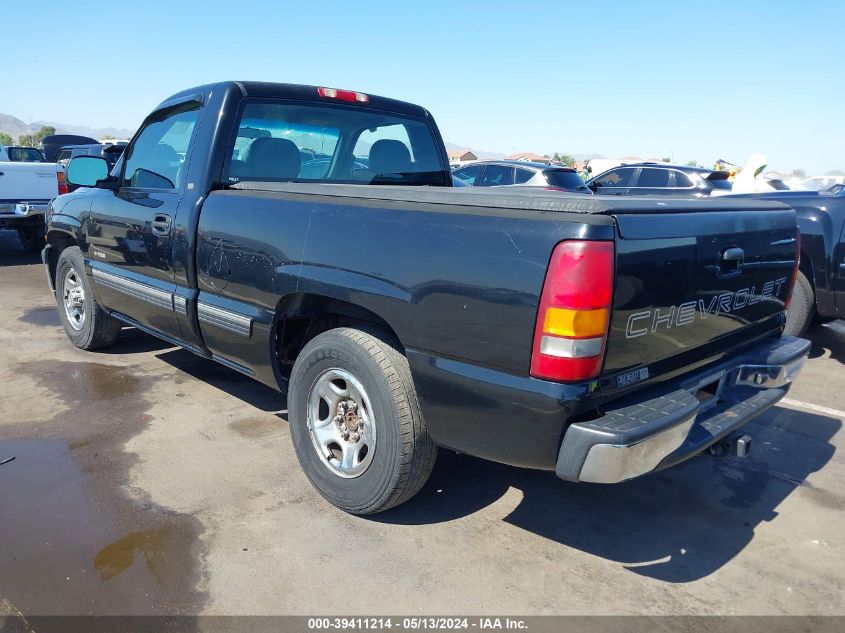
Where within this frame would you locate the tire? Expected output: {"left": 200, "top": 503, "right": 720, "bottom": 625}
{"left": 784, "top": 271, "right": 814, "bottom": 337}
{"left": 288, "top": 327, "right": 437, "bottom": 514}
{"left": 55, "top": 246, "right": 122, "bottom": 350}
{"left": 17, "top": 226, "right": 45, "bottom": 252}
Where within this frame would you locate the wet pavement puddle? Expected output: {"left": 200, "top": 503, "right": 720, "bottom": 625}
{"left": 18, "top": 307, "right": 61, "bottom": 328}
{"left": 0, "top": 361, "right": 206, "bottom": 616}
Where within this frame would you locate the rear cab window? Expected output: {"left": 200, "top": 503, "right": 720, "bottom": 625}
{"left": 225, "top": 101, "right": 448, "bottom": 186}
{"left": 6, "top": 147, "right": 45, "bottom": 162}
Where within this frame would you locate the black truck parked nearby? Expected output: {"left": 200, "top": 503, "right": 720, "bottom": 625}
{"left": 725, "top": 189, "right": 845, "bottom": 337}
{"left": 43, "top": 81, "right": 809, "bottom": 513}
{"left": 586, "top": 161, "right": 845, "bottom": 338}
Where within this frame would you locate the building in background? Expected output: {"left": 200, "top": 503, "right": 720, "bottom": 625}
{"left": 504, "top": 151, "right": 551, "bottom": 164}
{"left": 447, "top": 149, "right": 477, "bottom": 166}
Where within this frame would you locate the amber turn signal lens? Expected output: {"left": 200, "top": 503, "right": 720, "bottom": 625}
{"left": 543, "top": 307, "right": 609, "bottom": 338}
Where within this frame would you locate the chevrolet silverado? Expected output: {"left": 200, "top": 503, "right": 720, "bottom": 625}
{"left": 43, "top": 81, "right": 809, "bottom": 513}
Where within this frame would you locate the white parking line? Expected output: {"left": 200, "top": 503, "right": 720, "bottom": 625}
{"left": 780, "top": 397, "right": 845, "bottom": 420}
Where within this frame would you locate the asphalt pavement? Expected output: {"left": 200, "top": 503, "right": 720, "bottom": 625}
{"left": 0, "top": 230, "right": 843, "bottom": 618}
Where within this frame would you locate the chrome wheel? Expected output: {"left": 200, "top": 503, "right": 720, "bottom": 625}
{"left": 62, "top": 267, "right": 86, "bottom": 331}
{"left": 306, "top": 368, "right": 376, "bottom": 478}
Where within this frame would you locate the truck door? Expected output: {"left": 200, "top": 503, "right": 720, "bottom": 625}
{"left": 86, "top": 100, "right": 201, "bottom": 344}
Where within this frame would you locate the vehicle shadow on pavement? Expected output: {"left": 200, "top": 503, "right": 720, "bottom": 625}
{"left": 373, "top": 407, "right": 840, "bottom": 584}
{"left": 808, "top": 321, "right": 845, "bottom": 364}
{"left": 0, "top": 233, "right": 40, "bottom": 266}
{"left": 154, "top": 348, "right": 285, "bottom": 413}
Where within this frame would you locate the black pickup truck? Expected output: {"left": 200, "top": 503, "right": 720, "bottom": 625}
{"left": 43, "top": 81, "right": 809, "bottom": 514}
{"left": 725, "top": 189, "right": 845, "bottom": 337}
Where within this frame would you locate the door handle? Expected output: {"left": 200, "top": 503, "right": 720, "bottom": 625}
{"left": 718, "top": 247, "right": 744, "bottom": 277}
{"left": 151, "top": 214, "right": 171, "bottom": 237}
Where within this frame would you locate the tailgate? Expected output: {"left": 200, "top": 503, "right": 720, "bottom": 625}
{"left": 604, "top": 207, "right": 797, "bottom": 383}
{"left": 0, "top": 162, "right": 58, "bottom": 201}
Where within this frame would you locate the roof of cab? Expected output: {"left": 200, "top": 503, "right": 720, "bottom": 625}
{"left": 157, "top": 81, "right": 431, "bottom": 119}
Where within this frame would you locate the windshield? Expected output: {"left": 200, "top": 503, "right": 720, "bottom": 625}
{"left": 543, "top": 169, "right": 589, "bottom": 191}
{"left": 6, "top": 147, "right": 46, "bottom": 162}
{"left": 226, "top": 101, "right": 448, "bottom": 186}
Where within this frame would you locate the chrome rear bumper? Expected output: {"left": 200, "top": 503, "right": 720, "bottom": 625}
{"left": 556, "top": 336, "right": 810, "bottom": 484}
{"left": 0, "top": 202, "right": 49, "bottom": 218}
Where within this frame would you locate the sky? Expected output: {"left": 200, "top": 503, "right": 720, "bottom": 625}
{"left": 2, "top": 0, "right": 843, "bottom": 174}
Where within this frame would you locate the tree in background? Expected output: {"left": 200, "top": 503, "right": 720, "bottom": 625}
{"left": 0, "top": 132, "right": 14, "bottom": 145}
{"left": 686, "top": 160, "right": 699, "bottom": 167}
{"left": 792, "top": 168, "right": 807, "bottom": 179}
{"left": 661, "top": 157, "right": 671, "bottom": 163}
{"left": 552, "top": 152, "right": 576, "bottom": 167}
{"left": 17, "top": 126, "right": 56, "bottom": 147}
{"left": 826, "top": 169, "right": 845, "bottom": 176}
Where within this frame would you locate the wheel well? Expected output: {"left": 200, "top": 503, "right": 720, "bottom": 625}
{"left": 799, "top": 250, "right": 815, "bottom": 290}
{"left": 45, "top": 232, "right": 77, "bottom": 288}
{"left": 272, "top": 293, "right": 402, "bottom": 380}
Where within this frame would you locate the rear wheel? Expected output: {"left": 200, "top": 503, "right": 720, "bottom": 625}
{"left": 55, "top": 246, "right": 122, "bottom": 349}
{"left": 784, "top": 271, "right": 814, "bottom": 337}
{"left": 17, "top": 226, "right": 45, "bottom": 252}
{"left": 288, "top": 327, "right": 437, "bottom": 514}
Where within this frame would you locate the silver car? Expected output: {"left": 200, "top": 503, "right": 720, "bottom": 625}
{"left": 452, "top": 160, "right": 591, "bottom": 193}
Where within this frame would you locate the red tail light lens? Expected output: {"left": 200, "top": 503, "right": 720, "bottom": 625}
{"left": 57, "top": 170, "right": 68, "bottom": 195}
{"left": 785, "top": 229, "right": 801, "bottom": 311}
{"left": 530, "top": 241, "right": 614, "bottom": 382}
{"left": 317, "top": 87, "right": 369, "bottom": 103}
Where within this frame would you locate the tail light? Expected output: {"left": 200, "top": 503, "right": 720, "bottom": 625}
{"left": 530, "top": 241, "right": 614, "bottom": 382}
{"left": 317, "top": 87, "right": 369, "bottom": 103}
{"left": 57, "top": 170, "right": 68, "bottom": 195}
{"left": 785, "top": 229, "right": 801, "bottom": 311}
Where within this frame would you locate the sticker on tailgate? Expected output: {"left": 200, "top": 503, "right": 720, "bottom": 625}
{"left": 616, "top": 367, "right": 649, "bottom": 388}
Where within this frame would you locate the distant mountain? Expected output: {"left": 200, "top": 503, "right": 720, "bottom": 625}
{"left": 0, "top": 112, "right": 134, "bottom": 142}
{"left": 445, "top": 141, "right": 507, "bottom": 160}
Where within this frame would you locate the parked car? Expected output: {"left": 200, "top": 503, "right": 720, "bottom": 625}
{"left": 453, "top": 160, "right": 591, "bottom": 192}
{"left": 41, "top": 134, "right": 100, "bottom": 162}
{"left": 1, "top": 146, "right": 47, "bottom": 162}
{"left": 0, "top": 145, "right": 65, "bottom": 251}
{"left": 46, "top": 81, "right": 807, "bottom": 514}
{"left": 587, "top": 162, "right": 734, "bottom": 196}
{"left": 798, "top": 175, "right": 845, "bottom": 192}
{"left": 723, "top": 187, "right": 845, "bottom": 337}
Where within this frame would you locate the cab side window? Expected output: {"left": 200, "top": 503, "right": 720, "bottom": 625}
{"left": 476, "top": 164, "right": 514, "bottom": 186}
{"left": 122, "top": 104, "right": 199, "bottom": 189}
{"left": 672, "top": 171, "right": 694, "bottom": 187}
{"left": 595, "top": 168, "right": 635, "bottom": 188}
{"left": 514, "top": 168, "right": 534, "bottom": 184}
{"left": 636, "top": 168, "right": 670, "bottom": 188}
{"left": 453, "top": 164, "right": 481, "bottom": 185}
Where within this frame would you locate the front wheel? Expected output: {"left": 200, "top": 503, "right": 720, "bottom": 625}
{"left": 55, "top": 246, "right": 122, "bottom": 349}
{"left": 288, "top": 327, "right": 437, "bottom": 514}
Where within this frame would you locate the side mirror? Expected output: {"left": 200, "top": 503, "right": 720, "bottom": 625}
{"left": 587, "top": 181, "right": 598, "bottom": 192}
{"left": 66, "top": 156, "right": 110, "bottom": 188}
